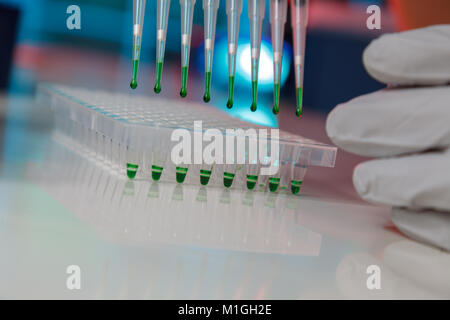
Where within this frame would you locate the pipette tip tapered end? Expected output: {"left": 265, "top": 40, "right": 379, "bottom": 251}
{"left": 273, "top": 105, "right": 279, "bottom": 115}
{"left": 180, "top": 87, "right": 187, "bottom": 98}
{"left": 296, "top": 109, "right": 302, "bottom": 117}
{"left": 203, "top": 92, "right": 210, "bottom": 103}
{"left": 154, "top": 82, "right": 161, "bottom": 94}
{"left": 250, "top": 102, "right": 257, "bottom": 112}
{"left": 226, "top": 99, "right": 233, "bottom": 109}
{"left": 130, "top": 79, "right": 138, "bottom": 90}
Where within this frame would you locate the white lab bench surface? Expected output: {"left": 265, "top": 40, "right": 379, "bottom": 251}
{"left": 0, "top": 93, "right": 449, "bottom": 300}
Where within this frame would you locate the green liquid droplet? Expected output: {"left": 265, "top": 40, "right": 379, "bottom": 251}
{"left": 273, "top": 83, "right": 280, "bottom": 114}
{"left": 203, "top": 71, "right": 211, "bottom": 103}
{"left": 246, "top": 174, "right": 258, "bottom": 190}
{"left": 296, "top": 87, "right": 303, "bottom": 117}
{"left": 268, "top": 177, "right": 280, "bottom": 192}
{"left": 250, "top": 80, "right": 257, "bottom": 112}
{"left": 200, "top": 169, "right": 212, "bottom": 186}
{"left": 291, "top": 180, "right": 303, "bottom": 195}
{"left": 226, "top": 76, "right": 235, "bottom": 109}
{"left": 126, "top": 163, "right": 138, "bottom": 179}
{"left": 180, "top": 66, "right": 188, "bottom": 98}
{"left": 176, "top": 166, "right": 188, "bottom": 183}
{"left": 151, "top": 165, "right": 163, "bottom": 181}
{"left": 223, "top": 172, "right": 235, "bottom": 188}
{"left": 154, "top": 61, "right": 163, "bottom": 93}
{"left": 130, "top": 59, "right": 139, "bottom": 89}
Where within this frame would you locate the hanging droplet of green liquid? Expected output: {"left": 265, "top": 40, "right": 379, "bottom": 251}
{"left": 273, "top": 83, "right": 280, "bottom": 115}
{"left": 200, "top": 169, "right": 212, "bottom": 186}
{"left": 126, "top": 163, "right": 139, "bottom": 179}
{"left": 130, "top": 59, "right": 139, "bottom": 89}
{"left": 291, "top": 180, "right": 303, "bottom": 195}
{"left": 296, "top": 87, "right": 303, "bottom": 117}
{"left": 151, "top": 165, "right": 163, "bottom": 181}
{"left": 250, "top": 81, "right": 258, "bottom": 112}
{"left": 154, "top": 61, "right": 163, "bottom": 94}
{"left": 176, "top": 166, "right": 188, "bottom": 183}
{"left": 226, "top": 76, "right": 235, "bottom": 109}
{"left": 203, "top": 71, "right": 211, "bottom": 103}
{"left": 246, "top": 174, "right": 258, "bottom": 190}
{"left": 223, "top": 172, "right": 235, "bottom": 188}
{"left": 180, "top": 66, "right": 188, "bottom": 98}
{"left": 268, "top": 177, "right": 280, "bottom": 192}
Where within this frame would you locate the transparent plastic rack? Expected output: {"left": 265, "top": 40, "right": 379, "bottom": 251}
{"left": 36, "top": 83, "right": 337, "bottom": 194}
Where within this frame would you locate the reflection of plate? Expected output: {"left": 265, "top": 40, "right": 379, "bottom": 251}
{"left": 27, "top": 136, "right": 322, "bottom": 256}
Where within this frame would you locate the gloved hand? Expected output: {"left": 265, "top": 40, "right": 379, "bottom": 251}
{"left": 326, "top": 25, "right": 450, "bottom": 251}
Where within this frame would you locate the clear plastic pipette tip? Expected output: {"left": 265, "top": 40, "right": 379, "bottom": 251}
{"left": 248, "top": 0, "right": 266, "bottom": 112}
{"left": 290, "top": 0, "right": 309, "bottom": 117}
{"left": 202, "top": 0, "right": 220, "bottom": 103}
{"left": 130, "top": 0, "right": 147, "bottom": 90}
{"left": 154, "top": 0, "right": 171, "bottom": 93}
{"left": 179, "top": 0, "right": 196, "bottom": 98}
{"left": 226, "top": 0, "right": 243, "bottom": 109}
{"left": 270, "top": 0, "right": 288, "bottom": 114}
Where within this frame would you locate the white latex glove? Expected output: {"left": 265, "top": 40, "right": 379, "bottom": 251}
{"left": 326, "top": 25, "right": 450, "bottom": 251}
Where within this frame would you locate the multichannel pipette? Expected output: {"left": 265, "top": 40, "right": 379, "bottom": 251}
{"left": 202, "top": 0, "right": 220, "bottom": 103}
{"left": 130, "top": 0, "right": 146, "bottom": 89}
{"left": 179, "top": 0, "right": 197, "bottom": 98}
{"left": 290, "top": 0, "right": 309, "bottom": 117}
{"left": 248, "top": 0, "right": 266, "bottom": 112}
{"left": 225, "top": 0, "right": 243, "bottom": 109}
{"left": 154, "top": 0, "right": 171, "bottom": 93}
{"left": 270, "top": 0, "right": 288, "bottom": 114}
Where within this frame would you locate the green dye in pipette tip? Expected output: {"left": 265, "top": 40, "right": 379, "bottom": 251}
{"left": 203, "top": 71, "right": 211, "bottom": 103}
{"left": 226, "top": 76, "right": 235, "bottom": 109}
{"left": 246, "top": 174, "right": 258, "bottom": 190}
{"left": 273, "top": 83, "right": 280, "bottom": 115}
{"left": 154, "top": 61, "right": 163, "bottom": 94}
{"left": 296, "top": 87, "right": 303, "bottom": 117}
{"left": 200, "top": 169, "right": 212, "bottom": 186}
{"left": 176, "top": 166, "right": 188, "bottom": 183}
{"left": 180, "top": 66, "right": 188, "bottom": 98}
{"left": 291, "top": 180, "right": 303, "bottom": 195}
{"left": 268, "top": 177, "right": 280, "bottom": 192}
{"left": 126, "top": 163, "right": 139, "bottom": 179}
{"left": 130, "top": 59, "right": 139, "bottom": 89}
{"left": 223, "top": 172, "right": 235, "bottom": 188}
{"left": 250, "top": 81, "right": 257, "bottom": 112}
{"left": 151, "top": 165, "right": 163, "bottom": 181}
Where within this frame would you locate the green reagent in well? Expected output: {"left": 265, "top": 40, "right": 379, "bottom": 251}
{"left": 126, "top": 163, "right": 139, "bottom": 179}
{"left": 151, "top": 165, "right": 163, "bottom": 181}
{"left": 268, "top": 177, "right": 281, "bottom": 192}
{"left": 296, "top": 87, "right": 303, "bottom": 117}
{"left": 273, "top": 83, "right": 280, "bottom": 114}
{"left": 250, "top": 81, "right": 258, "bottom": 112}
{"left": 130, "top": 59, "right": 139, "bottom": 89}
{"left": 200, "top": 169, "right": 212, "bottom": 186}
{"left": 291, "top": 180, "right": 303, "bottom": 195}
{"left": 226, "top": 76, "right": 235, "bottom": 109}
{"left": 180, "top": 66, "right": 188, "bottom": 98}
{"left": 203, "top": 71, "right": 211, "bottom": 102}
{"left": 154, "top": 61, "right": 163, "bottom": 93}
{"left": 223, "top": 172, "right": 235, "bottom": 188}
{"left": 246, "top": 174, "right": 258, "bottom": 190}
{"left": 176, "top": 166, "right": 188, "bottom": 183}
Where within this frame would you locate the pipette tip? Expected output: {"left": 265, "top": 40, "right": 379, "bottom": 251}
{"left": 203, "top": 71, "right": 211, "bottom": 103}
{"left": 130, "top": 79, "right": 138, "bottom": 90}
{"left": 180, "top": 87, "right": 187, "bottom": 98}
{"left": 226, "top": 76, "right": 235, "bottom": 109}
{"left": 295, "top": 86, "right": 303, "bottom": 117}
{"left": 250, "top": 80, "right": 258, "bottom": 112}
{"left": 250, "top": 102, "right": 257, "bottom": 112}
{"left": 226, "top": 99, "right": 233, "bottom": 109}
{"left": 154, "top": 82, "right": 161, "bottom": 94}
{"left": 203, "top": 93, "right": 210, "bottom": 103}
